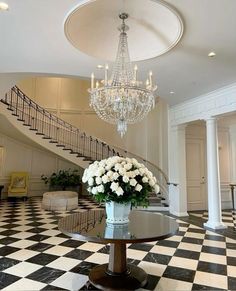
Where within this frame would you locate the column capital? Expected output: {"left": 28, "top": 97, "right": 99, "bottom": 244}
{"left": 205, "top": 117, "right": 218, "bottom": 122}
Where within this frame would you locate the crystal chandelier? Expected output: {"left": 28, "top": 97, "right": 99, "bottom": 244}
{"left": 88, "top": 13, "right": 157, "bottom": 137}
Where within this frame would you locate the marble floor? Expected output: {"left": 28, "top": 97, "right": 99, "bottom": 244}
{"left": 0, "top": 197, "right": 235, "bottom": 290}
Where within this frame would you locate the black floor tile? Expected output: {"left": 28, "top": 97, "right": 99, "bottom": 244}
{"left": 228, "top": 276, "right": 236, "bottom": 291}
{"left": 226, "top": 242, "right": 236, "bottom": 250}
{"left": 187, "top": 228, "right": 206, "bottom": 234}
{"left": 174, "top": 249, "right": 200, "bottom": 260}
{"left": 97, "top": 245, "right": 110, "bottom": 254}
{"left": 182, "top": 237, "right": 204, "bottom": 245}
{"left": 27, "top": 253, "right": 58, "bottom": 265}
{"left": 65, "top": 249, "right": 94, "bottom": 260}
{"left": 201, "top": 245, "right": 226, "bottom": 256}
{"left": 70, "top": 261, "right": 98, "bottom": 275}
{"left": 227, "top": 256, "right": 236, "bottom": 266}
{"left": 145, "top": 274, "right": 161, "bottom": 290}
{"left": 192, "top": 283, "right": 225, "bottom": 290}
{"left": 156, "top": 239, "right": 180, "bottom": 248}
{"left": 205, "top": 234, "right": 226, "bottom": 242}
{"left": 0, "top": 229, "right": 19, "bottom": 236}
{"left": 27, "top": 267, "right": 65, "bottom": 284}
{"left": 28, "top": 227, "right": 49, "bottom": 234}
{"left": 0, "top": 257, "right": 20, "bottom": 271}
{"left": 0, "top": 246, "right": 20, "bottom": 256}
{"left": 27, "top": 242, "right": 53, "bottom": 252}
{"left": 27, "top": 234, "right": 50, "bottom": 242}
{"left": 42, "top": 285, "right": 68, "bottom": 290}
{"left": 163, "top": 266, "right": 195, "bottom": 282}
{"left": 197, "top": 261, "right": 227, "bottom": 275}
{"left": 143, "top": 252, "right": 172, "bottom": 265}
{"left": 0, "top": 237, "right": 20, "bottom": 245}
{"left": 59, "top": 239, "right": 85, "bottom": 248}
{"left": 128, "top": 243, "right": 153, "bottom": 252}
{"left": 0, "top": 272, "right": 20, "bottom": 288}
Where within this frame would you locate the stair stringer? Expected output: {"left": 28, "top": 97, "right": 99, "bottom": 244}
{"left": 0, "top": 101, "right": 90, "bottom": 169}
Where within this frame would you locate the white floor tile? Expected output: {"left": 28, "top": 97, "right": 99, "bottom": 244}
{"left": 127, "top": 248, "right": 147, "bottom": 260}
{"left": 2, "top": 278, "right": 46, "bottom": 290}
{"left": 199, "top": 252, "right": 227, "bottom": 265}
{"left": 9, "top": 239, "right": 36, "bottom": 249}
{"left": 227, "top": 265, "right": 236, "bottom": 277}
{"left": 150, "top": 245, "right": 176, "bottom": 256}
{"left": 7, "top": 249, "right": 39, "bottom": 261}
{"left": 138, "top": 261, "right": 166, "bottom": 277}
{"left": 203, "top": 239, "right": 226, "bottom": 249}
{"left": 178, "top": 242, "right": 202, "bottom": 252}
{"left": 44, "top": 245, "right": 73, "bottom": 256}
{"left": 155, "top": 277, "right": 193, "bottom": 291}
{"left": 85, "top": 252, "right": 109, "bottom": 264}
{"left": 47, "top": 257, "right": 80, "bottom": 271}
{"left": 51, "top": 272, "right": 88, "bottom": 290}
{"left": 11, "top": 232, "right": 35, "bottom": 239}
{"left": 42, "top": 237, "right": 67, "bottom": 245}
{"left": 3, "top": 261, "right": 42, "bottom": 277}
{"left": 77, "top": 242, "right": 104, "bottom": 252}
{"left": 194, "top": 271, "right": 228, "bottom": 289}
{"left": 168, "top": 256, "right": 198, "bottom": 270}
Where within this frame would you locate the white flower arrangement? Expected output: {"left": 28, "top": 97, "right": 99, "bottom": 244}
{"left": 82, "top": 156, "right": 160, "bottom": 207}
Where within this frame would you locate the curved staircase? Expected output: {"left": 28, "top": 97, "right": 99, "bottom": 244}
{"left": 0, "top": 86, "right": 171, "bottom": 210}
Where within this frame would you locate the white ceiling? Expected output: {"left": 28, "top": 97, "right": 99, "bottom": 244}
{"left": 1, "top": 0, "right": 236, "bottom": 105}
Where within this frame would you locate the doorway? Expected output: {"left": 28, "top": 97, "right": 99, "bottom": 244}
{"left": 186, "top": 137, "right": 207, "bottom": 211}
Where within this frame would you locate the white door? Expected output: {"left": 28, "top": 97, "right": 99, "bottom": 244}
{"left": 186, "top": 138, "right": 207, "bottom": 211}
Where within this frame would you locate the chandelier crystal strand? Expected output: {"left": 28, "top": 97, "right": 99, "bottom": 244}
{"left": 88, "top": 13, "right": 157, "bottom": 137}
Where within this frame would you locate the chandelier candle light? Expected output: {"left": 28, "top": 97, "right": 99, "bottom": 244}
{"left": 88, "top": 13, "right": 157, "bottom": 137}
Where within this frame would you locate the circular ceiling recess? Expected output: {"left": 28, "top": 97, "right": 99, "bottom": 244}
{"left": 64, "top": 0, "right": 184, "bottom": 62}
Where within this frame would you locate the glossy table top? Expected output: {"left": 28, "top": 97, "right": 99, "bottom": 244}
{"left": 58, "top": 210, "right": 179, "bottom": 244}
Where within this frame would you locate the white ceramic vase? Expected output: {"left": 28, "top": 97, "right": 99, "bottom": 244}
{"left": 105, "top": 201, "right": 131, "bottom": 224}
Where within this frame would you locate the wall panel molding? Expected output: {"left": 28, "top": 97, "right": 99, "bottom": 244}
{"left": 0, "top": 132, "right": 81, "bottom": 198}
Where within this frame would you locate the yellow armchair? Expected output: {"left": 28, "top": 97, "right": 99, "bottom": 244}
{"left": 8, "top": 172, "right": 29, "bottom": 198}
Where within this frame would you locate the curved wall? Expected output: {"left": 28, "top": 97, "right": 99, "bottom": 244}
{"left": 17, "top": 76, "right": 169, "bottom": 173}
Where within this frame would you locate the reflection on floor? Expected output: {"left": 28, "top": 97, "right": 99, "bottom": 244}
{"left": 0, "top": 197, "right": 235, "bottom": 290}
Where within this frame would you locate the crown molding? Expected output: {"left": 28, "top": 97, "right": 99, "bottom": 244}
{"left": 170, "top": 82, "right": 236, "bottom": 126}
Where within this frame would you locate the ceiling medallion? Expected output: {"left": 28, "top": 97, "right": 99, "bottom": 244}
{"left": 64, "top": 0, "right": 184, "bottom": 61}
{"left": 88, "top": 13, "right": 157, "bottom": 137}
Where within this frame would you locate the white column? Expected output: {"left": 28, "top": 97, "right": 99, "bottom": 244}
{"left": 168, "top": 125, "right": 188, "bottom": 216}
{"left": 204, "top": 118, "right": 226, "bottom": 229}
{"left": 229, "top": 125, "right": 236, "bottom": 209}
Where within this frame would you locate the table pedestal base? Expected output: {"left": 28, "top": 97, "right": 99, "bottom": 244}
{"left": 89, "top": 263, "right": 148, "bottom": 290}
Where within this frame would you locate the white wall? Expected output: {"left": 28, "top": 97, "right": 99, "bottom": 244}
{"left": 17, "top": 77, "right": 169, "bottom": 174}
{"left": 0, "top": 132, "right": 83, "bottom": 198}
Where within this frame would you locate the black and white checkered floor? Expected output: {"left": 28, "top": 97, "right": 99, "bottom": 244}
{"left": 190, "top": 210, "right": 236, "bottom": 229}
{"left": 0, "top": 197, "right": 235, "bottom": 290}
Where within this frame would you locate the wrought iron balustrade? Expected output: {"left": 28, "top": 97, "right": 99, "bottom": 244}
{"left": 1, "top": 85, "right": 170, "bottom": 198}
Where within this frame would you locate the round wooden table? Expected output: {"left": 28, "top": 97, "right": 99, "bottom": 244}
{"left": 58, "top": 210, "right": 178, "bottom": 290}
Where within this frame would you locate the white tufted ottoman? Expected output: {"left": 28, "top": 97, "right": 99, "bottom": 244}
{"left": 42, "top": 191, "right": 78, "bottom": 211}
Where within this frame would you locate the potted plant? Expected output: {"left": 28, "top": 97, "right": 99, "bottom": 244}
{"left": 41, "top": 169, "right": 81, "bottom": 193}
{"left": 82, "top": 156, "right": 160, "bottom": 224}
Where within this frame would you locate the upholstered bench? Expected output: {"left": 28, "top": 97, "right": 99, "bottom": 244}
{"left": 42, "top": 191, "right": 78, "bottom": 211}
